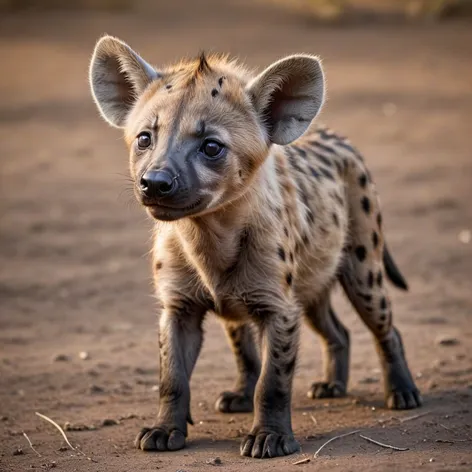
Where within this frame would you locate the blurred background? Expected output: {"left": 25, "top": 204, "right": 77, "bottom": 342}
{"left": 1, "top": 1, "right": 471, "bottom": 471}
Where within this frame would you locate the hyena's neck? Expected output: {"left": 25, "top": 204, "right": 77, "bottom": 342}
{"left": 174, "top": 153, "right": 278, "bottom": 292}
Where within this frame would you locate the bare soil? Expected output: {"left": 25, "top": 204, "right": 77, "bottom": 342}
{"left": 1, "top": 1, "right": 472, "bottom": 471}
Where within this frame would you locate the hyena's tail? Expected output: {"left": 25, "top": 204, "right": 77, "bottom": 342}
{"left": 383, "top": 244, "right": 408, "bottom": 291}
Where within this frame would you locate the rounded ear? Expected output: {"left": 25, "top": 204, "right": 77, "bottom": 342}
{"left": 246, "top": 54, "right": 325, "bottom": 145}
{"left": 89, "top": 35, "right": 160, "bottom": 128}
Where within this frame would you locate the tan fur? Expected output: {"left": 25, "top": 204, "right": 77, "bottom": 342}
{"left": 89, "top": 36, "right": 421, "bottom": 459}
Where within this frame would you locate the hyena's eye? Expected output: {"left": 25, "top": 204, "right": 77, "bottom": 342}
{"left": 201, "top": 139, "right": 224, "bottom": 159}
{"left": 137, "top": 131, "right": 152, "bottom": 150}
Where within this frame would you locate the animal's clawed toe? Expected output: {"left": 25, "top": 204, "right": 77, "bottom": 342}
{"left": 240, "top": 431, "right": 300, "bottom": 458}
{"left": 134, "top": 426, "right": 186, "bottom": 451}
{"left": 215, "top": 391, "right": 253, "bottom": 413}
{"left": 386, "top": 389, "right": 422, "bottom": 410}
{"left": 307, "top": 381, "right": 347, "bottom": 399}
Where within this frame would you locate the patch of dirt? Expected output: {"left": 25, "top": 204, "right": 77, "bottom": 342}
{"left": 1, "top": 1, "right": 472, "bottom": 471}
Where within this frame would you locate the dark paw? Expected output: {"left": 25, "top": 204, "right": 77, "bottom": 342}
{"left": 134, "top": 426, "right": 186, "bottom": 451}
{"left": 240, "top": 431, "right": 300, "bottom": 458}
{"left": 307, "top": 381, "right": 346, "bottom": 399}
{"left": 215, "top": 391, "right": 253, "bottom": 413}
{"left": 386, "top": 389, "right": 422, "bottom": 410}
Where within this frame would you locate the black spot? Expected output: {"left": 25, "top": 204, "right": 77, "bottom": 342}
{"left": 332, "top": 212, "right": 339, "bottom": 227}
{"left": 285, "top": 357, "right": 296, "bottom": 374}
{"left": 284, "top": 227, "right": 289, "bottom": 237}
{"left": 273, "top": 351, "right": 280, "bottom": 359}
{"left": 286, "top": 324, "right": 296, "bottom": 335}
{"left": 362, "top": 293, "right": 372, "bottom": 302}
{"left": 367, "top": 270, "right": 374, "bottom": 288}
{"left": 372, "top": 231, "right": 379, "bottom": 248}
{"left": 379, "top": 314, "right": 386, "bottom": 321}
{"left": 319, "top": 167, "right": 335, "bottom": 181}
{"left": 282, "top": 316, "right": 289, "bottom": 323}
{"left": 282, "top": 344, "right": 290, "bottom": 353}
{"left": 155, "top": 261, "right": 163, "bottom": 270}
{"left": 234, "top": 340, "right": 241, "bottom": 350}
{"left": 165, "top": 84, "right": 172, "bottom": 90}
{"left": 238, "top": 169, "right": 242, "bottom": 178}
{"left": 275, "top": 367, "right": 281, "bottom": 376}
{"left": 289, "top": 252, "right": 294, "bottom": 263}
{"left": 302, "top": 234, "right": 309, "bottom": 245}
{"left": 380, "top": 297, "right": 387, "bottom": 310}
{"left": 278, "top": 247, "right": 286, "bottom": 261}
{"left": 365, "top": 306, "right": 373, "bottom": 312}
{"left": 310, "top": 167, "right": 321, "bottom": 179}
{"left": 377, "top": 213, "right": 382, "bottom": 228}
{"left": 376, "top": 271, "right": 383, "bottom": 286}
{"left": 291, "top": 145, "right": 307, "bottom": 158}
{"left": 314, "top": 152, "right": 333, "bottom": 168}
{"left": 354, "top": 245, "right": 367, "bottom": 262}
{"left": 359, "top": 173, "right": 367, "bottom": 188}
{"left": 218, "top": 76, "right": 225, "bottom": 87}
{"left": 377, "top": 323, "right": 384, "bottom": 331}
{"left": 211, "top": 88, "right": 218, "bottom": 97}
{"left": 229, "top": 329, "right": 237, "bottom": 339}
{"left": 286, "top": 273, "right": 293, "bottom": 286}
{"left": 311, "top": 140, "right": 335, "bottom": 156}
{"left": 361, "top": 196, "right": 371, "bottom": 214}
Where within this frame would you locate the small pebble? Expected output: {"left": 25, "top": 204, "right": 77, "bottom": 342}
{"left": 429, "top": 458, "right": 435, "bottom": 463}
{"left": 458, "top": 229, "right": 471, "bottom": 244}
{"left": 206, "top": 457, "right": 222, "bottom": 466}
{"left": 151, "top": 385, "right": 159, "bottom": 392}
{"left": 101, "top": 418, "right": 118, "bottom": 427}
{"left": 52, "top": 354, "right": 70, "bottom": 362}
{"left": 79, "top": 351, "right": 90, "bottom": 360}
{"left": 89, "top": 384, "right": 105, "bottom": 394}
{"left": 438, "top": 337, "right": 460, "bottom": 347}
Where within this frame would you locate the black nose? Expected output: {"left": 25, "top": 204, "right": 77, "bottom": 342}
{"left": 140, "top": 169, "right": 176, "bottom": 198}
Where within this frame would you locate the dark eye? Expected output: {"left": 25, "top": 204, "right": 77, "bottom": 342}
{"left": 137, "top": 132, "right": 152, "bottom": 150}
{"left": 201, "top": 140, "right": 224, "bottom": 159}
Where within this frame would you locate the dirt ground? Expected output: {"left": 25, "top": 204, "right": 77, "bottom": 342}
{"left": 1, "top": 1, "right": 472, "bottom": 471}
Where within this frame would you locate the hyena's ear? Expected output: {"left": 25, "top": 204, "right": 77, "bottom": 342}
{"left": 89, "top": 35, "right": 160, "bottom": 128}
{"left": 247, "top": 54, "right": 325, "bottom": 145}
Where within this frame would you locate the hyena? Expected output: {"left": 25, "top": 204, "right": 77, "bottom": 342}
{"left": 89, "top": 35, "right": 422, "bottom": 459}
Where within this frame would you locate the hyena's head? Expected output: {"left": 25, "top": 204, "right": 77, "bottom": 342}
{"left": 89, "top": 35, "right": 325, "bottom": 221}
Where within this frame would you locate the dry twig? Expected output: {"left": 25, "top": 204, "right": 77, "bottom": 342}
{"left": 314, "top": 429, "right": 361, "bottom": 458}
{"left": 35, "top": 412, "right": 98, "bottom": 463}
{"left": 22, "top": 432, "right": 41, "bottom": 457}
{"left": 399, "top": 411, "right": 429, "bottom": 423}
{"left": 359, "top": 434, "right": 409, "bottom": 451}
{"left": 310, "top": 414, "right": 318, "bottom": 426}
{"left": 293, "top": 457, "right": 311, "bottom": 465}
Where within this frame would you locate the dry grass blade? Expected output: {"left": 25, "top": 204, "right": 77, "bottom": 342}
{"left": 293, "top": 457, "right": 311, "bottom": 465}
{"left": 314, "top": 429, "right": 361, "bottom": 458}
{"left": 310, "top": 414, "right": 318, "bottom": 426}
{"left": 359, "top": 434, "right": 409, "bottom": 451}
{"left": 35, "top": 412, "right": 76, "bottom": 451}
{"left": 399, "top": 411, "right": 429, "bottom": 423}
{"left": 22, "top": 432, "right": 42, "bottom": 457}
{"left": 35, "top": 412, "right": 98, "bottom": 463}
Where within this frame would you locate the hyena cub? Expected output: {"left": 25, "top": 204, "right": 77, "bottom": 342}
{"left": 89, "top": 36, "right": 421, "bottom": 459}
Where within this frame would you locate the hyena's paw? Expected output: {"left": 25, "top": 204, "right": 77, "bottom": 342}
{"left": 134, "top": 426, "right": 186, "bottom": 451}
{"left": 386, "top": 388, "right": 422, "bottom": 410}
{"left": 240, "top": 431, "right": 300, "bottom": 459}
{"left": 215, "top": 391, "right": 253, "bottom": 413}
{"left": 307, "top": 381, "right": 347, "bottom": 399}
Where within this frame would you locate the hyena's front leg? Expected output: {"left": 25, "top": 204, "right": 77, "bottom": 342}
{"left": 215, "top": 321, "right": 260, "bottom": 413}
{"left": 135, "top": 300, "right": 206, "bottom": 452}
{"left": 240, "top": 303, "right": 301, "bottom": 458}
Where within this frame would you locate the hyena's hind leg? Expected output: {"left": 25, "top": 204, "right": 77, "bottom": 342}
{"left": 215, "top": 321, "right": 260, "bottom": 413}
{"left": 304, "top": 293, "right": 350, "bottom": 399}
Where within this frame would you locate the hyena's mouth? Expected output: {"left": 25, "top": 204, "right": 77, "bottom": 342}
{"left": 145, "top": 198, "right": 206, "bottom": 221}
